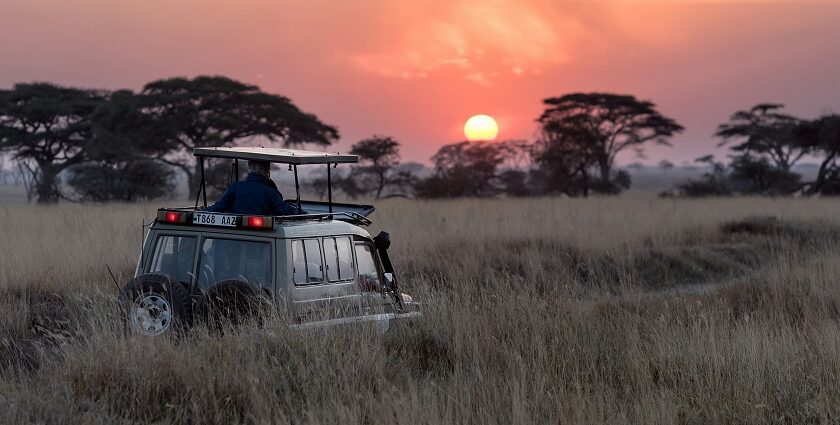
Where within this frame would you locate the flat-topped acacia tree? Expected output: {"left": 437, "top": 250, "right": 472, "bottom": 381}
{"left": 349, "top": 136, "right": 402, "bottom": 199}
{"left": 140, "top": 75, "right": 339, "bottom": 193}
{"left": 0, "top": 83, "right": 105, "bottom": 203}
{"left": 715, "top": 103, "right": 805, "bottom": 172}
{"left": 538, "top": 93, "right": 683, "bottom": 194}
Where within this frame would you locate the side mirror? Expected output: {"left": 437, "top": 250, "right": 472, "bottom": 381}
{"left": 383, "top": 272, "right": 395, "bottom": 288}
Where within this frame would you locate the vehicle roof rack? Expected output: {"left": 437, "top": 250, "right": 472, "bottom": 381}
{"left": 275, "top": 212, "right": 373, "bottom": 226}
{"left": 191, "top": 147, "right": 358, "bottom": 215}
{"left": 193, "top": 147, "right": 357, "bottom": 165}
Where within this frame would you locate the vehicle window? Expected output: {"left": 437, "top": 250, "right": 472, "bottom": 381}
{"left": 336, "top": 237, "right": 354, "bottom": 280}
{"left": 323, "top": 238, "right": 339, "bottom": 281}
{"left": 292, "top": 239, "right": 324, "bottom": 285}
{"left": 291, "top": 240, "right": 306, "bottom": 284}
{"left": 323, "top": 237, "right": 355, "bottom": 282}
{"left": 149, "top": 235, "right": 196, "bottom": 284}
{"left": 197, "top": 238, "right": 271, "bottom": 290}
{"left": 355, "top": 243, "right": 380, "bottom": 292}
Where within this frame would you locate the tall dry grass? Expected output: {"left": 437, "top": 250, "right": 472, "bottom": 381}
{"left": 2, "top": 196, "right": 840, "bottom": 423}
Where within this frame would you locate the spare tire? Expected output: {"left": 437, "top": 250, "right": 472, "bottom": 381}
{"left": 195, "top": 279, "right": 272, "bottom": 330}
{"left": 120, "top": 273, "right": 191, "bottom": 336}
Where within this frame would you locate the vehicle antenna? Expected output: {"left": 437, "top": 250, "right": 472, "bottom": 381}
{"left": 105, "top": 264, "right": 121, "bottom": 294}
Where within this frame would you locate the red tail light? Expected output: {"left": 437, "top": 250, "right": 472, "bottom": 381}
{"left": 245, "top": 216, "right": 272, "bottom": 228}
{"left": 157, "top": 210, "right": 186, "bottom": 223}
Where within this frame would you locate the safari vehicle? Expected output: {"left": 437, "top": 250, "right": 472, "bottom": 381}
{"left": 120, "top": 147, "right": 420, "bottom": 336}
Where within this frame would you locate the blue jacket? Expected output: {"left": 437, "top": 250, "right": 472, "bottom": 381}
{"left": 206, "top": 172, "right": 299, "bottom": 216}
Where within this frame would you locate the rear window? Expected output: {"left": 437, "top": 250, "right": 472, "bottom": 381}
{"left": 149, "top": 235, "right": 196, "bottom": 284}
{"left": 197, "top": 238, "right": 272, "bottom": 289}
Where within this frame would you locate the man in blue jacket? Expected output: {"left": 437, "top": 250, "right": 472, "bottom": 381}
{"left": 206, "top": 160, "right": 300, "bottom": 215}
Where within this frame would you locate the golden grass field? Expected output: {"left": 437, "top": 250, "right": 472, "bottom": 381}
{"left": 3, "top": 197, "right": 840, "bottom": 423}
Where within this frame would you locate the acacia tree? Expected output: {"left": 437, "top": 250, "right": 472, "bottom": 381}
{"left": 67, "top": 90, "right": 174, "bottom": 201}
{"left": 538, "top": 93, "right": 683, "bottom": 194}
{"left": 349, "top": 135, "right": 401, "bottom": 198}
{"left": 0, "top": 83, "right": 105, "bottom": 203}
{"left": 531, "top": 121, "right": 601, "bottom": 196}
{"left": 140, "top": 76, "right": 339, "bottom": 193}
{"left": 715, "top": 103, "right": 805, "bottom": 171}
{"left": 795, "top": 114, "right": 840, "bottom": 195}
{"left": 415, "top": 141, "right": 508, "bottom": 198}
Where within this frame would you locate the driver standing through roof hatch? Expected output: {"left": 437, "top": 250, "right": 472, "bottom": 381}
{"left": 205, "top": 160, "right": 301, "bottom": 216}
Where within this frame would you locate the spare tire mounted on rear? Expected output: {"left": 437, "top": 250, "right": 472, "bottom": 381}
{"left": 120, "top": 273, "right": 191, "bottom": 336}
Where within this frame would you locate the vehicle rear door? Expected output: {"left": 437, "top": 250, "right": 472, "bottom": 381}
{"left": 194, "top": 232, "right": 275, "bottom": 294}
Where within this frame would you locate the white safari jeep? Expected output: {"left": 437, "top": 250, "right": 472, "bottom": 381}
{"left": 120, "top": 147, "right": 420, "bottom": 336}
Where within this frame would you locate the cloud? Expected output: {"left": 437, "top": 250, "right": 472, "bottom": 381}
{"left": 346, "top": 0, "right": 588, "bottom": 84}
{"left": 342, "top": 0, "right": 840, "bottom": 86}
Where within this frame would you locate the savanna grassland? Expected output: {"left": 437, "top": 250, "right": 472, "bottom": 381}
{"left": 3, "top": 197, "right": 840, "bottom": 424}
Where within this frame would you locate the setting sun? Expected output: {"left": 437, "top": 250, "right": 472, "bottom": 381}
{"left": 464, "top": 114, "right": 499, "bottom": 141}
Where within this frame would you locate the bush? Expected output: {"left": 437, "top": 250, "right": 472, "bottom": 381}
{"left": 68, "top": 159, "right": 174, "bottom": 202}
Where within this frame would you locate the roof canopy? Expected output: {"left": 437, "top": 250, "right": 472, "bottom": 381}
{"left": 193, "top": 147, "right": 358, "bottom": 165}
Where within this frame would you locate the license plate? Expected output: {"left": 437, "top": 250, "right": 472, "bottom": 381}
{"left": 192, "top": 212, "right": 238, "bottom": 227}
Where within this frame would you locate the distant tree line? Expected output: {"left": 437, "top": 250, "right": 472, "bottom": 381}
{"left": 665, "top": 104, "right": 840, "bottom": 197}
{"left": 369, "top": 98, "right": 840, "bottom": 199}
{"left": 2, "top": 76, "right": 838, "bottom": 202}
{"left": 353, "top": 93, "right": 685, "bottom": 199}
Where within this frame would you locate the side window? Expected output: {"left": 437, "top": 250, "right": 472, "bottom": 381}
{"left": 149, "top": 235, "right": 196, "bottom": 284}
{"left": 197, "top": 238, "right": 272, "bottom": 290}
{"left": 336, "top": 237, "right": 354, "bottom": 281}
{"left": 292, "top": 239, "right": 324, "bottom": 285}
{"left": 323, "top": 238, "right": 339, "bottom": 282}
{"left": 355, "top": 243, "right": 380, "bottom": 292}
{"left": 323, "top": 237, "right": 355, "bottom": 282}
{"left": 292, "top": 240, "right": 306, "bottom": 284}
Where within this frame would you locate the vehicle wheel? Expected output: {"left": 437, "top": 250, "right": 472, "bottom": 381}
{"left": 195, "top": 279, "right": 272, "bottom": 330}
{"left": 120, "top": 273, "right": 191, "bottom": 337}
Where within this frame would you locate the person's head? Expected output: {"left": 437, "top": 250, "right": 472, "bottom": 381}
{"left": 248, "top": 160, "right": 271, "bottom": 178}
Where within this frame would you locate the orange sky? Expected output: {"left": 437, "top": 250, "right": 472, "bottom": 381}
{"left": 1, "top": 0, "right": 839, "bottom": 164}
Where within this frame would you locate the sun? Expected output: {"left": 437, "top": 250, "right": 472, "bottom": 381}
{"left": 464, "top": 114, "right": 499, "bottom": 141}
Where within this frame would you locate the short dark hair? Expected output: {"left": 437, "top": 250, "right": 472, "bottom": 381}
{"left": 248, "top": 160, "right": 271, "bottom": 175}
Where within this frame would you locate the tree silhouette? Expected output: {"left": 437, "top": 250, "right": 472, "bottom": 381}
{"left": 530, "top": 124, "right": 600, "bottom": 196}
{"left": 67, "top": 90, "right": 175, "bottom": 201}
{"left": 140, "top": 76, "right": 339, "bottom": 193}
{"left": 728, "top": 154, "right": 800, "bottom": 195}
{"left": 415, "top": 141, "right": 508, "bottom": 198}
{"left": 715, "top": 103, "right": 805, "bottom": 171}
{"left": 795, "top": 114, "right": 840, "bottom": 195}
{"left": 0, "top": 83, "right": 105, "bottom": 203}
{"left": 349, "top": 135, "right": 401, "bottom": 199}
{"left": 538, "top": 93, "right": 683, "bottom": 193}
